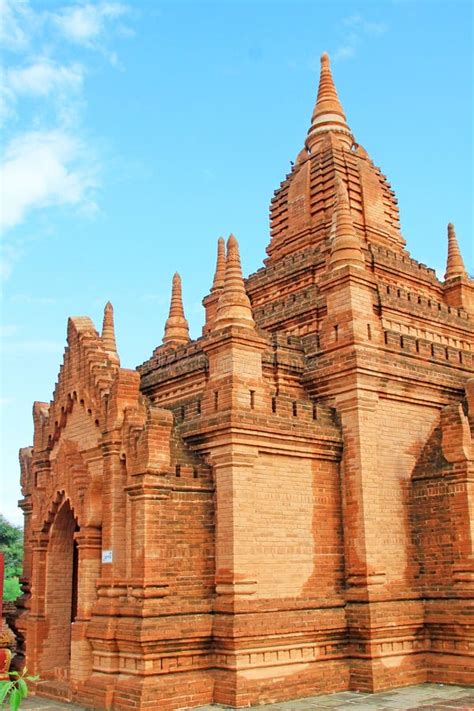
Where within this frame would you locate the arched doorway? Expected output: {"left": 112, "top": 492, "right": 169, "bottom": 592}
{"left": 42, "top": 500, "right": 79, "bottom": 679}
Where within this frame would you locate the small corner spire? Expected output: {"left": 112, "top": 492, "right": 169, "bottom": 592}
{"left": 163, "top": 272, "right": 190, "bottom": 347}
{"left": 214, "top": 234, "right": 255, "bottom": 329}
{"left": 444, "top": 223, "right": 467, "bottom": 281}
{"left": 306, "top": 52, "right": 353, "bottom": 151}
{"left": 329, "top": 177, "right": 365, "bottom": 270}
{"left": 102, "top": 301, "right": 120, "bottom": 365}
{"left": 212, "top": 236, "right": 226, "bottom": 291}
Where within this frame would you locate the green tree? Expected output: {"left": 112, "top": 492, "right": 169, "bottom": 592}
{"left": 0, "top": 668, "right": 39, "bottom": 710}
{"left": 0, "top": 515, "right": 23, "bottom": 602}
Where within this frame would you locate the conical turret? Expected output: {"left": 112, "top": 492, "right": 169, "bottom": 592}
{"left": 203, "top": 237, "right": 227, "bottom": 335}
{"left": 445, "top": 223, "right": 467, "bottom": 281}
{"left": 214, "top": 234, "right": 255, "bottom": 329}
{"left": 101, "top": 301, "right": 120, "bottom": 365}
{"left": 306, "top": 52, "right": 353, "bottom": 152}
{"left": 163, "top": 272, "right": 190, "bottom": 347}
{"left": 212, "top": 237, "right": 226, "bottom": 291}
{"left": 329, "top": 178, "right": 365, "bottom": 270}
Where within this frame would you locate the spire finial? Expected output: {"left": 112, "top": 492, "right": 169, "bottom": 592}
{"left": 445, "top": 223, "right": 467, "bottom": 281}
{"left": 212, "top": 236, "right": 226, "bottom": 291}
{"left": 214, "top": 234, "right": 255, "bottom": 329}
{"left": 306, "top": 52, "right": 353, "bottom": 151}
{"left": 163, "top": 272, "right": 190, "bottom": 347}
{"left": 329, "top": 177, "right": 365, "bottom": 270}
{"left": 102, "top": 301, "right": 120, "bottom": 365}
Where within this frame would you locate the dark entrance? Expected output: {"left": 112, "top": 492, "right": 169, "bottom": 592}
{"left": 43, "top": 500, "right": 78, "bottom": 679}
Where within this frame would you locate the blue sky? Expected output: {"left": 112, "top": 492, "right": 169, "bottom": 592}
{"left": 1, "top": 0, "right": 473, "bottom": 526}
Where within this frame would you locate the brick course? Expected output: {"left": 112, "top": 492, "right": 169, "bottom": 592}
{"left": 17, "top": 52, "right": 473, "bottom": 709}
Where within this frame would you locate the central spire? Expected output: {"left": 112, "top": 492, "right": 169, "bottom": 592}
{"left": 306, "top": 52, "right": 353, "bottom": 151}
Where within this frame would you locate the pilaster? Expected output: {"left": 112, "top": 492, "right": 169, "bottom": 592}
{"left": 70, "top": 526, "right": 101, "bottom": 685}
{"left": 100, "top": 430, "right": 126, "bottom": 579}
{"left": 318, "top": 264, "right": 383, "bottom": 352}
{"left": 26, "top": 534, "right": 49, "bottom": 675}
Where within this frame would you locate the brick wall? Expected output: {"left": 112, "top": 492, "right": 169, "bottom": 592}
{"left": 19, "top": 54, "right": 474, "bottom": 711}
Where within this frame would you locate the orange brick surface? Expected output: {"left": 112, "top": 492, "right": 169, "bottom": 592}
{"left": 17, "top": 53, "right": 474, "bottom": 710}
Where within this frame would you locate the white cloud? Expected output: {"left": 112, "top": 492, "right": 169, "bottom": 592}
{"left": 9, "top": 294, "right": 57, "bottom": 304}
{"left": 335, "top": 13, "right": 388, "bottom": 61}
{"left": 2, "top": 59, "right": 85, "bottom": 121}
{"left": 0, "top": 129, "right": 99, "bottom": 230}
{"left": 6, "top": 59, "right": 84, "bottom": 97}
{"left": 0, "top": 242, "right": 24, "bottom": 280}
{"left": 52, "top": 1, "right": 128, "bottom": 46}
{"left": 343, "top": 14, "right": 388, "bottom": 36}
{"left": 0, "top": 325, "right": 19, "bottom": 338}
{"left": 0, "top": 500, "right": 25, "bottom": 528}
{"left": 0, "top": 397, "right": 15, "bottom": 406}
{"left": 0, "top": 0, "right": 33, "bottom": 52}
{"left": 0, "top": 0, "right": 134, "bottom": 278}
{"left": 334, "top": 45, "right": 356, "bottom": 61}
{"left": 364, "top": 21, "right": 388, "bottom": 36}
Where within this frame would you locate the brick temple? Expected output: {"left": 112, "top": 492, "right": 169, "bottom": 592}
{"left": 17, "top": 53, "right": 474, "bottom": 710}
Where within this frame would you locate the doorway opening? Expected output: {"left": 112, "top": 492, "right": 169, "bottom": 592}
{"left": 43, "top": 500, "right": 79, "bottom": 679}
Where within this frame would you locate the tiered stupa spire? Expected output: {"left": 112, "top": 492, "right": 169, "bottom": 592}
{"left": 329, "top": 178, "right": 365, "bottom": 270}
{"left": 444, "top": 223, "right": 467, "bottom": 281}
{"left": 163, "top": 272, "right": 190, "bottom": 347}
{"left": 214, "top": 234, "right": 255, "bottom": 329}
{"left": 212, "top": 237, "right": 226, "bottom": 291}
{"left": 306, "top": 52, "right": 353, "bottom": 151}
{"left": 101, "top": 301, "right": 120, "bottom": 365}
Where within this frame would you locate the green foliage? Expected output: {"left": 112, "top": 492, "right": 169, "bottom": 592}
{"left": 0, "top": 517, "right": 23, "bottom": 579}
{"left": 0, "top": 669, "right": 39, "bottom": 711}
{"left": 3, "top": 579, "right": 21, "bottom": 603}
{"left": 0, "top": 515, "right": 23, "bottom": 603}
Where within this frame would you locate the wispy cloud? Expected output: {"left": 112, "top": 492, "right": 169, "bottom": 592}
{"left": 0, "top": 0, "right": 134, "bottom": 278}
{"left": 9, "top": 294, "right": 57, "bottom": 305}
{"left": 0, "top": 243, "right": 24, "bottom": 281}
{"left": 342, "top": 14, "right": 388, "bottom": 36}
{"left": 6, "top": 59, "right": 84, "bottom": 98}
{"left": 52, "top": 2, "right": 128, "bottom": 45}
{"left": 1, "top": 59, "right": 84, "bottom": 122}
{"left": 334, "top": 44, "right": 356, "bottom": 62}
{"left": 0, "top": 325, "right": 19, "bottom": 338}
{"left": 0, "top": 0, "right": 34, "bottom": 52}
{"left": 51, "top": 1, "right": 131, "bottom": 64}
{"left": 2, "top": 129, "right": 98, "bottom": 230}
{"left": 334, "top": 13, "right": 388, "bottom": 61}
